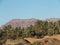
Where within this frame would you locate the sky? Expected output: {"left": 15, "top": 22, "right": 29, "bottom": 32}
{"left": 0, "top": 0, "right": 60, "bottom": 26}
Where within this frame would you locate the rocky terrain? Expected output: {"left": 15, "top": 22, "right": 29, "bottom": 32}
{"left": 2, "top": 18, "right": 60, "bottom": 28}
{"left": 3, "top": 18, "right": 37, "bottom": 28}
{"left": 1, "top": 18, "right": 60, "bottom": 45}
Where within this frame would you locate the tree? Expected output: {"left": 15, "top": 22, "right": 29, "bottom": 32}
{"left": 27, "top": 25, "right": 36, "bottom": 37}
{"left": 43, "top": 21, "right": 48, "bottom": 35}
{"left": 57, "top": 20, "right": 60, "bottom": 34}
{"left": 58, "top": 20, "right": 60, "bottom": 27}
{"left": 48, "top": 29, "right": 54, "bottom": 36}
{"left": 34, "top": 20, "right": 44, "bottom": 38}
{"left": 35, "top": 20, "right": 44, "bottom": 29}
{"left": 54, "top": 26, "right": 59, "bottom": 34}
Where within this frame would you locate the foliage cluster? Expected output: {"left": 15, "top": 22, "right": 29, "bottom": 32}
{"left": 0, "top": 20, "right": 60, "bottom": 40}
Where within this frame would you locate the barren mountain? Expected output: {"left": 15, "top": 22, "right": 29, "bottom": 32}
{"left": 46, "top": 18, "right": 60, "bottom": 22}
{"left": 4, "top": 18, "right": 37, "bottom": 28}
{"left": 3, "top": 18, "right": 60, "bottom": 28}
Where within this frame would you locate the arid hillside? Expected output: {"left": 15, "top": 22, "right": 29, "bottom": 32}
{"left": 1, "top": 18, "right": 60, "bottom": 45}
{"left": 3, "top": 18, "right": 37, "bottom": 28}
{"left": 24, "top": 35, "right": 60, "bottom": 45}
{"left": 2, "top": 18, "right": 60, "bottom": 28}
{"left": 5, "top": 35, "right": 60, "bottom": 45}
{"left": 46, "top": 18, "right": 60, "bottom": 22}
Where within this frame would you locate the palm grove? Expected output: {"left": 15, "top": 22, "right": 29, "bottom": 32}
{"left": 0, "top": 20, "right": 60, "bottom": 40}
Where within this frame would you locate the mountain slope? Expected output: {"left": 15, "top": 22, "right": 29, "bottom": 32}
{"left": 46, "top": 18, "right": 60, "bottom": 22}
{"left": 4, "top": 18, "right": 37, "bottom": 28}
{"left": 3, "top": 18, "right": 60, "bottom": 28}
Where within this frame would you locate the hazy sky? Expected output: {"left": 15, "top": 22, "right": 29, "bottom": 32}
{"left": 0, "top": 0, "right": 60, "bottom": 26}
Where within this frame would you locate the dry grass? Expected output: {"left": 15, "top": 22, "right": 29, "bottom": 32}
{"left": 24, "top": 35, "right": 60, "bottom": 44}
{"left": 5, "top": 39, "right": 25, "bottom": 45}
{"left": 24, "top": 38, "right": 43, "bottom": 44}
{"left": 5, "top": 35, "right": 60, "bottom": 45}
{"left": 44, "top": 35, "right": 60, "bottom": 40}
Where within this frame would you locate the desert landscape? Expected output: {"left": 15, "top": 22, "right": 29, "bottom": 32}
{"left": 0, "top": 18, "right": 60, "bottom": 45}
{"left": 0, "top": 0, "right": 60, "bottom": 45}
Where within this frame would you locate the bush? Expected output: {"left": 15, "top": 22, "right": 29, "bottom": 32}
{"left": 48, "top": 29, "right": 54, "bottom": 36}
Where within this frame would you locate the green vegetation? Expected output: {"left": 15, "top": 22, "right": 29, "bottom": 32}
{"left": 0, "top": 20, "right": 60, "bottom": 39}
{"left": 0, "top": 20, "right": 60, "bottom": 45}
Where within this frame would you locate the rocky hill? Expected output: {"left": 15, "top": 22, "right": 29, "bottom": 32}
{"left": 3, "top": 18, "right": 37, "bottom": 28}
{"left": 3, "top": 18, "right": 60, "bottom": 28}
{"left": 46, "top": 18, "right": 60, "bottom": 22}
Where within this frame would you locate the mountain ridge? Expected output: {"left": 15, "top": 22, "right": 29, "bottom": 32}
{"left": 2, "top": 18, "right": 60, "bottom": 28}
